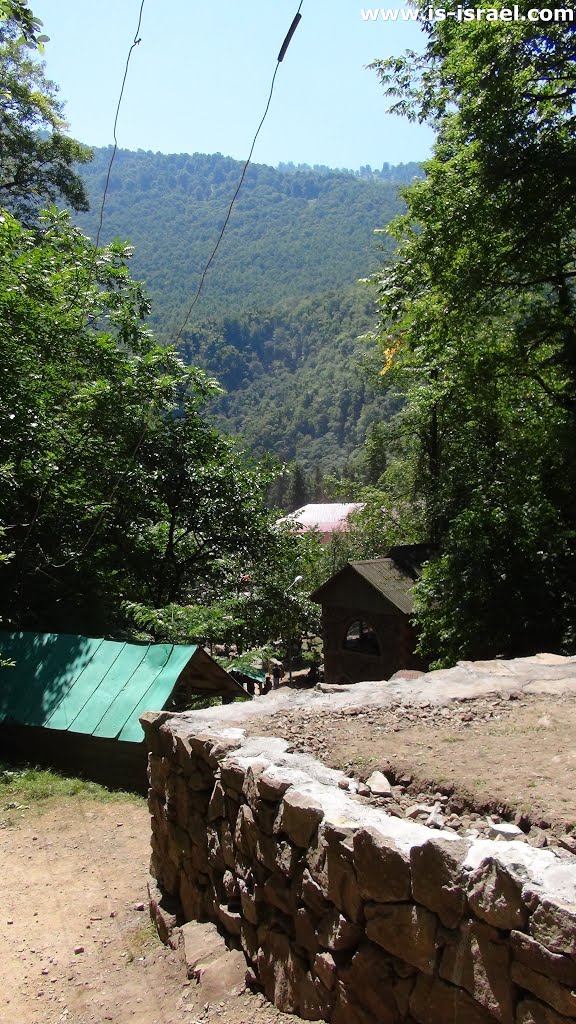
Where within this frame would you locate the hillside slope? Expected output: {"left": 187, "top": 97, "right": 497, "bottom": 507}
{"left": 73, "top": 150, "right": 419, "bottom": 468}
{"left": 180, "top": 288, "right": 401, "bottom": 471}
{"left": 75, "top": 149, "right": 419, "bottom": 330}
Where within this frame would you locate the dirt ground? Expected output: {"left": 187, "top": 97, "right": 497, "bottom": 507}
{"left": 2, "top": 687, "right": 575, "bottom": 1024}
{"left": 257, "top": 689, "right": 576, "bottom": 840}
{"left": 0, "top": 798, "right": 290, "bottom": 1024}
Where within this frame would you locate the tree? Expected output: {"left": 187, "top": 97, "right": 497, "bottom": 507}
{"left": 0, "top": 209, "right": 292, "bottom": 635}
{"left": 0, "top": 7, "right": 91, "bottom": 224}
{"left": 286, "top": 462, "right": 309, "bottom": 512}
{"left": 369, "top": 13, "right": 576, "bottom": 664}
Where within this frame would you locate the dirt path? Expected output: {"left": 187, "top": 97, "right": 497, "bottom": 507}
{"left": 0, "top": 798, "right": 290, "bottom": 1024}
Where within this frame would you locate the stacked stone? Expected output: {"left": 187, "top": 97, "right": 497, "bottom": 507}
{"left": 141, "top": 712, "right": 576, "bottom": 1024}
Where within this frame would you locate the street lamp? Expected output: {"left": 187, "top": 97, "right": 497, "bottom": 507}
{"left": 286, "top": 575, "right": 303, "bottom": 685}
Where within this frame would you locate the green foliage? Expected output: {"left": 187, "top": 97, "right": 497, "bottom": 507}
{"left": 179, "top": 289, "right": 402, "bottom": 476}
{"left": 74, "top": 150, "right": 421, "bottom": 328}
{"left": 369, "top": 11, "right": 576, "bottom": 664}
{"left": 0, "top": 762, "right": 141, "bottom": 803}
{"left": 69, "top": 152, "right": 421, "bottom": 476}
{"left": 123, "top": 524, "right": 325, "bottom": 654}
{"left": 0, "top": 0, "right": 44, "bottom": 47}
{"left": 0, "top": 13, "right": 91, "bottom": 224}
{"left": 0, "top": 207, "right": 293, "bottom": 634}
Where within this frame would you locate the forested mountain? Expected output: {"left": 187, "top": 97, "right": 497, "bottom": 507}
{"left": 179, "top": 289, "right": 402, "bottom": 471}
{"left": 74, "top": 149, "right": 421, "bottom": 329}
{"left": 68, "top": 150, "right": 420, "bottom": 472}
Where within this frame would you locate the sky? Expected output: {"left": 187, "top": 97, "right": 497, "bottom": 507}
{"left": 31, "top": 0, "right": 434, "bottom": 171}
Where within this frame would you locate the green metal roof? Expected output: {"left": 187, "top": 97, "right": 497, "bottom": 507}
{"left": 0, "top": 632, "right": 198, "bottom": 743}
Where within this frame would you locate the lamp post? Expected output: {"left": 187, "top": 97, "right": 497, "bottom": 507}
{"left": 286, "top": 575, "right": 303, "bottom": 686}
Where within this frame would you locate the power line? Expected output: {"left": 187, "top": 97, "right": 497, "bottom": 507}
{"left": 62, "top": 0, "right": 145, "bottom": 317}
{"left": 93, "top": 0, "right": 145, "bottom": 253}
{"left": 174, "top": 5, "right": 303, "bottom": 345}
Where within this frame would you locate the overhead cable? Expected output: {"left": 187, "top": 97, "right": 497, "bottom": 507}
{"left": 174, "top": 4, "right": 303, "bottom": 344}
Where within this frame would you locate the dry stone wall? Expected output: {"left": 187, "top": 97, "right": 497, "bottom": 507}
{"left": 141, "top": 711, "right": 576, "bottom": 1024}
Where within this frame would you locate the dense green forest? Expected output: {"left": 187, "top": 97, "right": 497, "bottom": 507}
{"left": 178, "top": 290, "right": 402, "bottom": 472}
{"left": 364, "top": 13, "right": 576, "bottom": 664}
{"left": 67, "top": 149, "right": 419, "bottom": 474}
{"left": 73, "top": 149, "right": 421, "bottom": 327}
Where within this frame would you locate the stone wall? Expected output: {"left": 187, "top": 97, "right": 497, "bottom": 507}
{"left": 141, "top": 711, "right": 576, "bottom": 1024}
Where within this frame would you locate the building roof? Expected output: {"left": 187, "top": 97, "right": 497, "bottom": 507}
{"left": 349, "top": 558, "right": 415, "bottom": 614}
{"left": 0, "top": 632, "right": 245, "bottom": 743}
{"left": 310, "top": 554, "right": 418, "bottom": 614}
{"left": 277, "top": 503, "right": 363, "bottom": 538}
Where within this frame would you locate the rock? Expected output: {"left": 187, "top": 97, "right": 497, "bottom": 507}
{"left": 510, "top": 931, "right": 576, "bottom": 988}
{"left": 323, "top": 848, "right": 361, "bottom": 921}
{"left": 278, "top": 788, "right": 324, "bottom": 848}
{"left": 467, "top": 857, "right": 528, "bottom": 931}
{"left": 317, "top": 908, "right": 362, "bottom": 952}
{"left": 206, "top": 782, "right": 224, "bottom": 823}
{"left": 488, "top": 821, "right": 524, "bottom": 841}
{"left": 411, "top": 838, "right": 468, "bottom": 929}
{"left": 190, "top": 949, "right": 247, "bottom": 1001}
{"left": 222, "top": 869, "right": 238, "bottom": 902}
{"left": 181, "top": 921, "right": 228, "bottom": 978}
{"left": 425, "top": 807, "right": 446, "bottom": 829}
{"left": 410, "top": 973, "right": 500, "bottom": 1024}
{"left": 406, "top": 803, "right": 435, "bottom": 819}
{"left": 257, "top": 766, "right": 310, "bottom": 802}
{"left": 257, "top": 931, "right": 328, "bottom": 1019}
{"left": 353, "top": 827, "right": 411, "bottom": 904}
{"left": 517, "top": 997, "right": 576, "bottom": 1024}
{"left": 511, "top": 962, "right": 576, "bottom": 1018}
{"left": 73, "top": 946, "right": 84, "bottom": 955}
{"left": 529, "top": 897, "right": 576, "bottom": 956}
{"left": 530, "top": 829, "right": 548, "bottom": 849}
{"left": 261, "top": 875, "right": 294, "bottom": 917}
{"left": 558, "top": 834, "right": 576, "bottom": 855}
{"left": 313, "top": 951, "right": 337, "bottom": 991}
{"left": 365, "top": 902, "right": 437, "bottom": 975}
{"left": 147, "top": 876, "right": 180, "bottom": 947}
{"left": 233, "top": 803, "right": 257, "bottom": 857}
{"left": 338, "top": 941, "right": 400, "bottom": 1022}
{"left": 294, "top": 907, "right": 318, "bottom": 954}
{"left": 440, "top": 919, "right": 514, "bottom": 1023}
{"left": 333, "top": 983, "right": 390, "bottom": 1024}
{"left": 219, "top": 759, "right": 247, "bottom": 794}
{"left": 365, "top": 771, "right": 392, "bottom": 796}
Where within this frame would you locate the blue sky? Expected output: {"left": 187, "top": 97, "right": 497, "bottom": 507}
{"left": 32, "top": 0, "right": 434, "bottom": 170}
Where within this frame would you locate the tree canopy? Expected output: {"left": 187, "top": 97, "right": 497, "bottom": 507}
{"left": 0, "top": 5, "right": 91, "bottom": 223}
{"left": 0, "top": 207, "right": 293, "bottom": 636}
{"left": 369, "top": 13, "right": 576, "bottom": 664}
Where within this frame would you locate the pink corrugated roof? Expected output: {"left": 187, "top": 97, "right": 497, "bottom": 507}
{"left": 278, "top": 503, "right": 363, "bottom": 535}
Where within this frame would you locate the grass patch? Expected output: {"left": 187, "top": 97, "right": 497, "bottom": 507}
{"left": 0, "top": 762, "right": 143, "bottom": 805}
